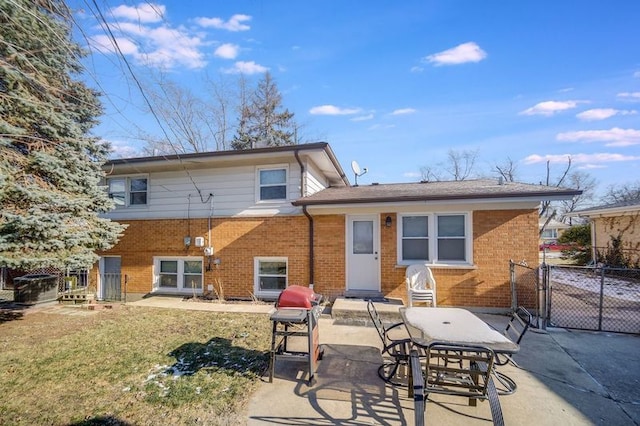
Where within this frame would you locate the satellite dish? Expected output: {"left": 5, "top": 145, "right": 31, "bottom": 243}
{"left": 351, "top": 160, "right": 361, "bottom": 176}
{"left": 350, "top": 160, "right": 368, "bottom": 186}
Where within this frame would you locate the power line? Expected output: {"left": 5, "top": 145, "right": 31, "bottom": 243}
{"left": 87, "top": 0, "right": 210, "bottom": 203}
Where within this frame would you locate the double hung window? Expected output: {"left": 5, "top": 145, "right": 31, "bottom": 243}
{"left": 399, "top": 213, "right": 470, "bottom": 264}
{"left": 154, "top": 258, "right": 203, "bottom": 292}
{"left": 254, "top": 257, "right": 288, "bottom": 295}
{"left": 257, "top": 167, "right": 287, "bottom": 201}
{"left": 107, "top": 176, "right": 148, "bottom": 207}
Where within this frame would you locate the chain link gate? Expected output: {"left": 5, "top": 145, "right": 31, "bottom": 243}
{"left": 509, "top": 260, "right": 544, "bottom": 328}
{"left": 546, "top": 264, "right": 640, "bottom": 334}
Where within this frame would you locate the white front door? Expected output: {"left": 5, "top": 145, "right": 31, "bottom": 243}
{"left": 346, "top": 215, "right": 380, "bottom": 291}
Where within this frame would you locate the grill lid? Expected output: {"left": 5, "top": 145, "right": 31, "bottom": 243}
{"left": 276, "top": 285, "right": 321, "bottom": 309}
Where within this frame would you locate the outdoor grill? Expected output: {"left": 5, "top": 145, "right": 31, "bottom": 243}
{"left": 268, "top": 285, "right": 324, "bottom": 385}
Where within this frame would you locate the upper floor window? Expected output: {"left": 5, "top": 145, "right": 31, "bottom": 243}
{"left": 107, "top": 176, "right": 147, "bottom": 207}
{"left": 399, "top": 213, "right": 470, "bottom": 265}
{"left": 258, "top": 167, "right": 287, "bottom": 201}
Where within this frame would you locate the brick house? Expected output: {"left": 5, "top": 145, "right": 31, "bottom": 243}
{"left": 572, "top": 199, "right": 640, "bottom": 266}
{"left": 95, "top": 142, "right": 580, "bottom": 309}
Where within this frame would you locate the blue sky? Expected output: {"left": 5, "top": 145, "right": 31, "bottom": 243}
{"left": 72, "top": 1, "right": 640, "bottom": 195}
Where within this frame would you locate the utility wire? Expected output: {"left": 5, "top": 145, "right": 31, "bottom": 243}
{"left": 87, "top": 0, "right": 211, "bottom": 203}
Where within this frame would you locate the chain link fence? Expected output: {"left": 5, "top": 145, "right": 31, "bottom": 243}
{"left": 509, "top": 260, "right": 543, "bottom": 327}
{"left": 546, "top": 264, "right": 640, "bottom": 334}
{"left": 510, "top": 261, "right": 640, "bottom": 334}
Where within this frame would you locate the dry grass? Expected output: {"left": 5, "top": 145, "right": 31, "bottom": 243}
{"left": 0, "top": 305, "right": 272, "bottom": 425}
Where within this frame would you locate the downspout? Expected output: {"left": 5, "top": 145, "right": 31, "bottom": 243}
{"left": 294, "top": 150, "right": 314, "bottom": 286}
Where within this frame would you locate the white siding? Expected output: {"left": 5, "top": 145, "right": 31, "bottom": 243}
{"left": 305, "top": 160, "right": 329, "bottom": 195}
{"left": 104, "top": 161, "right": 304, "bottom": 220}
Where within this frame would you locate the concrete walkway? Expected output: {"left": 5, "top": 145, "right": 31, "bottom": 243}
{"left": 129, "top": 296, "right": 640, "bottom": 425}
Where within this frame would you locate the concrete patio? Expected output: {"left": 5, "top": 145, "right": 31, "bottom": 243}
{"left": 246, "top": 298, "right": 640, "bottom": 426}
{"left": 125, "top": 296, "right": 640, "bottom": 425}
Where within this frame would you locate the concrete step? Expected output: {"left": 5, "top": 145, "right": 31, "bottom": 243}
{"left": 330, "top": 297, "right": 404, "bottom": 326}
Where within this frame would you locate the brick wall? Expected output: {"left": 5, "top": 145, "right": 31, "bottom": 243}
{"left": 98, "top": 216, "right": 310, "bottom": 299}
{"left": 96, "top": 208, "right": 539, "bottom": 308}
{"left": 379, "top": 209, "right": 540, "bottom": 308}
{"left": 592, "top": 213, "right": 640, "bottom": 265}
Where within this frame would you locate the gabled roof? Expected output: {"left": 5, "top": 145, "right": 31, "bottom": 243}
{"left": 571, "top": 198, "right": 640, "bottom": 217}
{"left": 104, "top": 142, "right": 350, "bottom": 187}
{"left": 293, "top": 179, "right": 581, "bottom": 206}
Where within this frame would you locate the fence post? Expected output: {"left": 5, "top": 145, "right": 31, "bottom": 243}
{"left": 598, "top": 267, "right": 605, "bottom": 331}
{"left": 509, "top": 260, "right": 517, "bottom": 312}
{"left": 538, "top": 263, "right": 549, "bottom": 330}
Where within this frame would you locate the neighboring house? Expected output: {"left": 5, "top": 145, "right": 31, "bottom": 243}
{"left": 571, "top": 199, "right": 640, "bottom": 266}
{"left": 94, "top": 142, "right": 580, "bottom": 310}
{"left": 539, "top": 217, "right": 570, "bottom": 249}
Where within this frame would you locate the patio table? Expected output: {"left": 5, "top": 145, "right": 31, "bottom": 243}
{"left": 399, "top": 307, "right": 520, "bottom": 355}
{"left": 401, "top": 307, "right": 519, "bottom": 412}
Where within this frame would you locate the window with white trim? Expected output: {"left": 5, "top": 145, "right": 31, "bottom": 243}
{"left": 254, "top": 257, "right": 288, "bottom": 295}
{"left": 257, "top": 166, "right": 287, "bottom": 201}
{"left": 398, "top": 213, "right": 470, "bottom": 264}
{"left": 540, "top": 228, "right": 558, "bottom": 239}
{"left": 107, "top": 176, "right": 148, "bottom": 207}
{"left": 154, "top": 257, "right": 202, "bottom": 292}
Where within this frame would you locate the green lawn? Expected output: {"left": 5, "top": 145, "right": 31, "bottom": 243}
{"left": 0, "top": 305, "right": 272, "bottom": 425}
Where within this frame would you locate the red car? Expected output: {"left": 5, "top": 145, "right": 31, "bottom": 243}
{"left": 539, "top": 242, "right": 573, "bottom": 251}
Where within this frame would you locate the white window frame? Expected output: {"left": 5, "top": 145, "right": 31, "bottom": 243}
{"left": 254, "top": 257, "right": 288, "bottom": 297}
{"left": 107, "top": 175, "right": 148, "bottom": 208}
{"left": 153, "top": 257, "right": 203, "bottom": 294}
{"left": 397, "top": 212, "right": 472, "bottom": 266}
{"left": 256, "top": 165, "right": 288, "bottom": 203}
{"left": 541, "top": 228, "right": 558, "bottom": 239}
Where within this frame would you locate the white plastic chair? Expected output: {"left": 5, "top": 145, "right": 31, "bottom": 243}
{"left": 406, "top": 264, "right": 437, "bottom": 307}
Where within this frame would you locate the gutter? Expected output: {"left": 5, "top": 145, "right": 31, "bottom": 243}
{"left": 294, "top": 150, "right": 314, "bottom": 286}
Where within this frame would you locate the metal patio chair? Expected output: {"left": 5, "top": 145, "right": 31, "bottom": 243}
{"left": 406, "top": 264, "right": 437, "bottom": 307}
{"left": 367, "top": 300, "right": 412, "bottom": 386}
{"left": 490, "top": 306, "right": 533, "bottom": 395}
{"left": 410, "top": 343, "right": 504, "bottom": 426}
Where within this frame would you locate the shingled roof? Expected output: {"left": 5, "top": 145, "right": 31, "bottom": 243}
{"left": 572, "top": 198, "right": 640, "bottom": 216}
{"left": 293, "top": 179, "right": 581, "bottom": 206}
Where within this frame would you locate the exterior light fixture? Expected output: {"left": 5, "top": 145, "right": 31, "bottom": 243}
{"left": 184, "top": 236, "right": 191, "bottom": 248}
{"left": 385, "top": 216, "right": 392, "bottom": 228}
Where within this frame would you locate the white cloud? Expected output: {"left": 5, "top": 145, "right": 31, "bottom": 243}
{"left": 424, "top": 42, "right": 487, "bottom": 66}
{"left": 107, "top": 140, "right": 142, "bottom": 159}
{"left": 309, "top": 105, "right": 361, "bottom": 115}
{"left": 520, "top": 100, "right": 583, "bottom": 116}
{"left": 556, "top": 127, "right": 640, "bottom": 147}
{"left": 351, "top": 114, "right": 374, "bottom": 121}
{"left": 617, "top": 92, "right": 640, "bottom": 101}
{"left": 410, "top": 66, "right": 424, "bottom": 73}
{"left": 136, "top": 26, "right": 205, "bottom": 69}
{"left": 195, "top": 14, "right": 251, "bottom": 31}
{"left": 214, "top": 43, "right": 239, "bottom": 59}
{"left": 523, "top": 152, "right": 640, "bottom": 165}
{"left": 92, "top": 11, "right": 206, "bottom": 69}
{"left": 222, "top": 61, "right": 268, "bottom": 74}
{"left": 391, "top": 108, "right": 416, "bottom": 115}
{"left": 89, "top": 34, "right": 138, "bottom": 55}
{"left": 110, "top": 3, "right": 165, "bottom": 23}
{"left": 576, "top": 108, "right": 637, "bottom": 121}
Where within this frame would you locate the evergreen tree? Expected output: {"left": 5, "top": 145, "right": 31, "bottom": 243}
{"left": 231, "top": 72, "right": 296, "bottom": 149}
{"left": 0, "top": 0, "right": 125, "bottom": 270}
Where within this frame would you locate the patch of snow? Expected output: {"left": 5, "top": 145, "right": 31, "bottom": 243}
{"left": 550, "top": 268, "right": 640, "bottom": 302}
